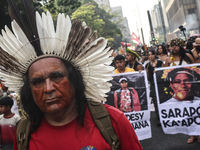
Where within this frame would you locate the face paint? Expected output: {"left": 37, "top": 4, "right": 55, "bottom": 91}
{"left": 29, "top": 58, "right": 75, "bottom": 114}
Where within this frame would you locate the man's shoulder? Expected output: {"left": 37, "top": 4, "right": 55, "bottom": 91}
{"left": 103, "top": 104, "right": 124, "bottom": 120}
{"left": 0, "top": 114, "right": 3, "bottom": 120}
{"left": 13, "top": 113, "right": 21, "bottom": 122}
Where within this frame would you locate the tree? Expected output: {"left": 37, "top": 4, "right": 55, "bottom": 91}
{"left": 40, "top": 0, "right": 81, "bottom": 17}
{"left": 71, "top": 2, "right": 122, "bottom": 49}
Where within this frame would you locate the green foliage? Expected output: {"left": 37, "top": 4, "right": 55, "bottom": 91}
{"left": 72, "top": 2, "right": 122, "bottom": 49}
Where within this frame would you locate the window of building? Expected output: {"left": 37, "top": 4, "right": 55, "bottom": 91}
{"left": 188, "top": 8, "right": 195, "bottom": 14}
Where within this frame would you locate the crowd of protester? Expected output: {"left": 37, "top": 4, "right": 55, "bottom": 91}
{"left": 111, "top": 36, "right": 200, "bottom": 144}
{"left": 0, "top": 36, "right": 200, "bottom": 149}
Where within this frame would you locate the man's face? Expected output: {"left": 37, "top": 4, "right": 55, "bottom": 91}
{"left": 172, "top": 46, "right": 180, "bottom": 54}
{"left": 0, "top": 105, "right": 7, "bottom": 114}
{"left": 120, "top": 81, "right": 128, "bottom": 89}
{"left": 115, "top": 60, "right": 126, "bottom": 70}
{"left": 126, "top": 53, "right": 135, "bottom": 62}
{"left": 170, "top": 73, "right": 192, "bottom": 101}
{"left": 28, "top": 58, "right": 75, "bottom": 114}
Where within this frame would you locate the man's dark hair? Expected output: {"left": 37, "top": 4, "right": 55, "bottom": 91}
{"left": 114, "top": 55, "right": 125, "bottom": 62}
{"left": 0, "top": 96, "right": 13, "bottom": 108}
{"left": 20, "top": 58, "right": 87, "bottom": 132}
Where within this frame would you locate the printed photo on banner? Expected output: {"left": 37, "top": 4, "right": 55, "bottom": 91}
{"left": 154, "top": 64, "right": 200, "bottom": 135}
{"left": 106, "top": 71, "right": 151, "bottom": 140}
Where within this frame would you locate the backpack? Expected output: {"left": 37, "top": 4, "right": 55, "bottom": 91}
{"left": 16, "top": 101, "right": 120, "bottom": 150}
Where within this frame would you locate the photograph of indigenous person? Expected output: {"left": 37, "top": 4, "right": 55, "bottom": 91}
{"left": 114, "top": 77, "right": 141, "bottom": 112}
{"left": 154, "top": 65, "right": 200, "bottom": 104}
{"left": 166, "top": 68, "right": 200, "bottom": 102}
{"left": 154, "top": 64, "right": 200, "bottom": 136}
{"left": 106, "top": 72, "right": 148, "bottom": 111}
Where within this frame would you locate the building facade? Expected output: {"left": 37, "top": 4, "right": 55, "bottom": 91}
{"left": 94, "top": 0, "right": 131, "bottom": 43}
{"left": 164, "top": 0, "right": 200, "bottom": 39}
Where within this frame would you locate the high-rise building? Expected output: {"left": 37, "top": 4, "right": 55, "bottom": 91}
{"left": 164, "top": 0, "right": 199, "bottom": 38}
{"left": 94, "top": 0, "right": 131, "bottom": 43}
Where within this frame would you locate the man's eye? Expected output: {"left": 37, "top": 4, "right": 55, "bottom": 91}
{"left": 31, "top": 79, "right": 44, "bottom": 87}
{"left": 174, "top": 80, "right": 181, "bottom": 84}
{"left": 50, "top": 74, "right": 64, "bottom": 82}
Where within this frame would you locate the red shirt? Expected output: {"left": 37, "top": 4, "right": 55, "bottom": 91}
{"left": 14, "top": 104, "right": 142, "bottom": 150}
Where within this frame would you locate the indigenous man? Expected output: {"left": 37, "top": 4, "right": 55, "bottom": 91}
{"left": 0, "top": 1, "right": 142, "bottom": 150}
{"left": 114, "top": 77, "right": 141, "bottom": 112}
{"left": 126, "top": 48, "right": 144, "bottom": 71}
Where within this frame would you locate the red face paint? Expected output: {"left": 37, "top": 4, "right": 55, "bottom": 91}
{"left": 29, "top": 58, "right": 75, "bottom": 114}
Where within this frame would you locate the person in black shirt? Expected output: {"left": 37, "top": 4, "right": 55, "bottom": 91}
{"left": 126, "top": 48, "right": 144, "bottom": 71}
{"left": 145, "top": 49, "right": 163, "bottom": 126}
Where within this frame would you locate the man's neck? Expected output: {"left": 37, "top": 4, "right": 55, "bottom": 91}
{"left": 4, "top": 111, "right": 14, "bottom": 117}
{"left": 129, "top": 60, "right": 136, "bottom": 64}
{"left": 150, "top": 59, "right": 156, "bottom": 63}
{"left": 117, "top": 68, "right": 125, "bottom": 73}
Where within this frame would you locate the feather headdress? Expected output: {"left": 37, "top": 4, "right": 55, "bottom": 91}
{"left": 0, "top": 0, "right": 113, "bottom": 102}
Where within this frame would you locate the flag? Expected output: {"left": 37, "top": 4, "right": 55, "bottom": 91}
{"left": 132, "top": 32, "right": 141, "bottom": 43}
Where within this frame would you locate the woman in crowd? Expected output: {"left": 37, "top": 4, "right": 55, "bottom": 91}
{"left": 157, "top": 44, "right": 168, "bottom": 65}
{"left": 145, "top": 49, "right": 163, "bottom": 126}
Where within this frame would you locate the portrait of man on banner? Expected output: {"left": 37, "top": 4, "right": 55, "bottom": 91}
{"left": 106, "top": 72, "right": 148, "bottom": 111}
{"left": 113, "top": 77, "right": 141, "bottom": 112}
{"left": 155, "top": 65, "right": 200, "bottom": 104}
{"left": 154, "top": 64, "right": 200, "bottom": 135}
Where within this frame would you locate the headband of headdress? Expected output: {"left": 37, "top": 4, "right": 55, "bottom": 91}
{"left": 170, "top": 38, "right": 185, "bottom": 47}
{"left": 126, "top": 48, "right": 140, "bottom": 58}
{"left": 0, "top": 0, "right": 113, "bottom": 102}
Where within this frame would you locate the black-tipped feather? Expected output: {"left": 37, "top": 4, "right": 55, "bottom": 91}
{"left": 7, "top": 0, "right": 43, "bottom": 56}
{"left": 21, "top": 0, "right": 42, "bottom": 56}
{"left": 7, "top": 0, "right": 31, "bottom": 40}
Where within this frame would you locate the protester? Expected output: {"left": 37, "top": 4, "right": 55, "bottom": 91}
{"left": 114, "top": 77, "right": 141, "bottom": 112}
{"left": 0, "top": 2, "right": 142, "bottom": 149}
{"left": 114, "top": 55, "right": 135, "bottom": 74}
{"left": 141, "top": 51, "right": 149, "bottom": 67}
{"left": 157, "top": 44, "right": 168, "bottom": 64}
{"left": 164, "top": 38, "right": 195, "bottom": 66}
{"left": 126, "top": 48, "right": 144, "bottom": 71}
{"left": 192, "top": 37, "right": 200, "bottom": 63}
{"left": 0, "top": 97, "right": 21, "bottom": 150}
{"left": 145, "top": 49, "right": 163, "bottom": 126}
{"left": 188, "top": 38, "right": 200, "bottom": 143}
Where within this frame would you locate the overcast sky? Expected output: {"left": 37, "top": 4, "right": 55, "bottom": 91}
{"left": 109, "top": 0, "right": 157, "bottom": 45}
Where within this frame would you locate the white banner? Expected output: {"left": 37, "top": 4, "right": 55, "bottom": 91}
{"left": 106, "top": 71, "right": 151, "bottom": 140}
{"left": 154, "top": 64, "right": 200, "bottom": 135}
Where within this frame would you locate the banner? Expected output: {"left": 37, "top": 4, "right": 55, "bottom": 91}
{"left": 106, "top": 71, "right": 151, "bottom": 140}
{"left": 154, "top": 64, "right": 200, "bottom": 135}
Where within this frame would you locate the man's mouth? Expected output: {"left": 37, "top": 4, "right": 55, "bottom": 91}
{"left": 45, "top": 98, "right": 57, "bottom": 103}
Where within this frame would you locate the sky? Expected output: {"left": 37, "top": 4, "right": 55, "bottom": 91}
{"left": 109, "top": 0, "right": 157, "bottom": 45}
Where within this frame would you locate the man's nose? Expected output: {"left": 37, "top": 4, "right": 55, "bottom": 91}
{"left": 44, "top": 78, "right": 55, "bottom": 93}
